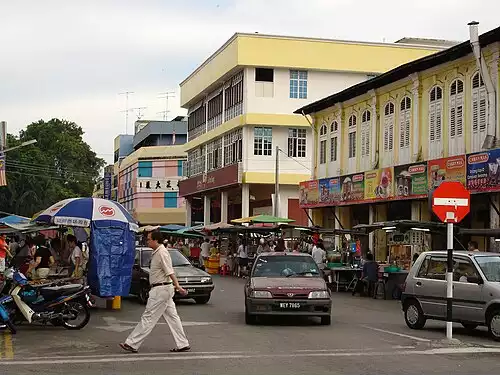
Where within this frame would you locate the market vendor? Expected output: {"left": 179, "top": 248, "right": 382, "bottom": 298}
{"left": 26, "top": 243, "right": 55, "bottom": 279}
{"left": 67, "top": 234, "right": 83, "bottom": 277}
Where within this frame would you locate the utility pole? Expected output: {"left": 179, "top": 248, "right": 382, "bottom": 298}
{"left": 158, "top": 91, "right": 175, "bottom": 121}
{"left": 274, "top": 146, "right": 280, "bottom": 217}
{"left": 119, "top": 91, "right": 134, "bottom": 134}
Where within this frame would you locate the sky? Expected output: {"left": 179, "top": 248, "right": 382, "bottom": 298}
{"left": 1, "top": 0, "right": 499, "bottom": 165}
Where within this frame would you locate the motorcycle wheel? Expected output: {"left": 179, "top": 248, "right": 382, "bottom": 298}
{"left": 61, "top": 301, "right": 90, "bottom": 330}
{"left": 6, "top": 321, "right": 16, "bottom": 334}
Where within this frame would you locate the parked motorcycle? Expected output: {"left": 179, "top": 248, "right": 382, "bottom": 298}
{"left": 2, "top": 268, "right": 92, "bottom": 330}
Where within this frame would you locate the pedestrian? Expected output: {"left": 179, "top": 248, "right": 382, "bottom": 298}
{"left": 237, "top": 239, "right": 248, "bottom": 277}
{"left": 275, "top": 238, "right": 286, "bottom": 252}
{"left": 200, "top": 238, "right": 210, "bottom": 269}
{"left": 120, "top": 230, "right": 190, "bottom": 354}
{"left": 0, "top": 234, "right": 13, "bottom": 273}
{"left": 467, "top": 240, "right": 480, "bottom": 252}
{"left": 312, "top": 241, "right": 326, "bottom": 269}
{"left": 66, "top": 235, "right": 83, "bottom": 277}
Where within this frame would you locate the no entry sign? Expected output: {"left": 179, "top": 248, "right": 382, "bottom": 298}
{"left": 432, "top": 181, "right": 470, "bottom": 223}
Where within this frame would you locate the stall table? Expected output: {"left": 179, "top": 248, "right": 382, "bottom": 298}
{"left": 324, "top": 267, "right": 362, "bottom": 292}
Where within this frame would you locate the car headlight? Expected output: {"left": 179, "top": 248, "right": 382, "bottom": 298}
{"left": 201, "top": 277, "right": 212, "bottom": 283}
{"left": 250, "top": 290, "right": 272, "bottom": 298}
{"left": 308, "top": 290, "right": 329, "bottom": 299}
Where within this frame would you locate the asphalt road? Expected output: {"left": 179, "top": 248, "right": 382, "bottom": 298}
{"left": 2, "top": 276, "right": 500, "bottom": 375}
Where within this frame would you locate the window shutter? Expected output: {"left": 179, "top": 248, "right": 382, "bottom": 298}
{"left": 384, "top": 119, "right": 389, "bottom": 151}
{"left": 404, "top": 111, "right": 410, "bottom": 147}
{"left": 479, "top": 89, "right": 487, "bottom": 132}
{"left": 429, "top": 102, "right": 436, "bottom": 142}
{"left": 435, "top": 101, "right": 442, "bottom": 141}
{"left": 456, "top": 93, "right": 463, "bottom": 136}
{"left": 365, "top": 126, "right": 370, "bottom": 156}
{"left": 450, "top": 95, "right": 456, "bottom": 138}
{"left": 472, "top": 90, "right": 479, "bottom": 132}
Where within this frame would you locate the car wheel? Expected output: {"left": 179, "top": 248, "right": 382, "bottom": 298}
{"left": 487, "top": 310, "right": 500, "bottom": 341}
{"left": 194, "top": 295, "right": 210, "bottom": 304}
{"left": 403, "top": 300, "right": 426, "bottom": 330}
{"left": 461, "top": 322, "right": 479, "bottom": 331}
{"left": 320, "top": 315, "right": 331, "bottom": 326}
{"left": 138, "top": 282, "right": 149, "bottom": 305}
{"left": 245, "top": 308, "right": 256, "bottom": 325}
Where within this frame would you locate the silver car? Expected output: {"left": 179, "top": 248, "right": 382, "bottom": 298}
{"left": 402, "top": 251, "right": 500, "bottom": 341}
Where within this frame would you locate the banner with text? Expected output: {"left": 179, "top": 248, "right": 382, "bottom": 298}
{"left": 137, "top": 178, "right": 180, "bottom": 193}
{"left": 466, "top": 148, "right": 500, "bottom": 193}
{"left": 318, "top": 177, "right": 341, "bottom": 205}
{"left": 364, "top": 167, "right": 394, "bottom": 201}
{"left": 394, "top": 163, "right": 428, "bottom": 199}
{"left": 299, "top": 180, "right": 319, "bottom": 208}
{"left": 339, "top": 173, "right": 364, "bottom": 204}
{"left": 427, "top": 155, "right": 466, "bottom": 190}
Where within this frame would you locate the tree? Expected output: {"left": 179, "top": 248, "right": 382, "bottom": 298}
{"left": 0, "top": 119, "right": 105, "bottom": 216}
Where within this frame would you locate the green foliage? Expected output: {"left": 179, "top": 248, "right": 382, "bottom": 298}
{"left": 0, "top": 119, "right": 105, "bottom": 216}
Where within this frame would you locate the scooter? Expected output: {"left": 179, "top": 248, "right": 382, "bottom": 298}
{"left": 3, "top": 268, "right": 92, "bottom": 330}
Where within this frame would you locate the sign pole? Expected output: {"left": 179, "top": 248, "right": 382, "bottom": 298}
{"left": 446, "top": 220, "right": 454, "bottom": 340}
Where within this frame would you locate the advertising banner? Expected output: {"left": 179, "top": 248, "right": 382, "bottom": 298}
{"left": 394, "top": 163, "right": 428, "bottom": 199}
{"left": 339, "top": 173, "right": 364, "bottom": 204}
{"left": 466, "top": 148, "right": 500, "bottom": 193}
{"left": 318, "top": 177, "right": 341, "bottom": 205}
{"left": 178, "top": 164, "right": 240, "bottom": 197}
{"left": 137, "top": 177, "right": 180, "bottom": 193}
{"left": 103, "top": 172, "right": 112, "bottom": 200}
{"left": 428, "top": 155, "right": 466, "bottom": 190}
{"left": 364, "top": 167, "right": 394, "bottom": 201}
{"left": 299, "top": 180, "right": 319, "bottom": 208}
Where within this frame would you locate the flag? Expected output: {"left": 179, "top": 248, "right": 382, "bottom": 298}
{"left": 0, "top": 153, "right": 6, "bottom": 186}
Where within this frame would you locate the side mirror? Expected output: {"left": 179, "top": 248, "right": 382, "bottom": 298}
{"left": 467, "top": 275, "right": 483, "bottom": 284}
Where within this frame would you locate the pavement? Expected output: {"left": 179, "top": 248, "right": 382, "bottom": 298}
{"left": 2, "top": 276, "right": 500, "bottom": 375}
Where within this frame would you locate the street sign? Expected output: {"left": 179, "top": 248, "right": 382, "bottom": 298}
{"left": 432, "top": 181, "right": 470, "bottom": 223}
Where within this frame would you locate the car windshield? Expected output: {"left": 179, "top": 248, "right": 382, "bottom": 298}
{"left": 475, "top": 256, "right": 500, "bottom": 282}
{"left": 252, "top": 255, "right": 320, "bottom": 278}
{"left": 140, "top": 249, "right": 191, "bottom": 267}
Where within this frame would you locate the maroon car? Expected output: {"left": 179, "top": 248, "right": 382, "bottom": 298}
{"left": 244, "top": 252, "right": 331, "bottom": 325}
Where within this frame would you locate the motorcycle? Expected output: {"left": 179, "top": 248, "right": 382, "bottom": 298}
{"left": 2, "top": 267, "right": 92, "bottom": 330}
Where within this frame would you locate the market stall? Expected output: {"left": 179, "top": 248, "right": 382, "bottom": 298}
{"left": 32, "top": 197, "right": 139, "bottom": 298}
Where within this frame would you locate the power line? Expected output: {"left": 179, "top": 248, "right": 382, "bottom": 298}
{"left": 6, "top": 163, "right": 98, "bottom": 179}
{"left": 5, "top": 170, "right": 80, "bottom": 181}
{"left": 6, "top": 161, "right": 98, "bottom": 178}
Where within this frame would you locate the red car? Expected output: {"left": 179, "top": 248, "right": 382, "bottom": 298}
{"left": 244, "top": 252, "right": 331, "bottom": 325}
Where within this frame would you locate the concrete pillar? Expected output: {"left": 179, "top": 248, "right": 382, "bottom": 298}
{"left": 220, "top": 191, "right": 228, "bottom": 223}
{"left": 374, "top": 204, "right": 388, "bottom": 262}
{"left": 203, "top": 196, "right": 211, "bottom": 226}
{"left": 490, "top": 193, "right": 500, "bottom": 252}
{"left": 241, "top": 183, "right": 250, "bottom": 218}
{"left": 185, "top": 198, "right": 192, "bottom": 227}
{"left": 334, "top": 206, "right": 342, "bottom": 251}
{"left": 368, "top": 204, "right": 375, "bottom": 252}
{"left": 411, "top": 201, "right": 421, "bottom": 221}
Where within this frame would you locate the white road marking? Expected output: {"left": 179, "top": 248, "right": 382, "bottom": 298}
{"left": 96, "top": 317, "right": 227, "bottom": 332}
{"left": 3, "top": 347, "right": 500, "bottom": 365}
{"left": 362, "top": 326, "right": 431, "bottom": 342}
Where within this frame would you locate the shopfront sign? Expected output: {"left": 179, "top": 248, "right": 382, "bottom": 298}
{"left": 103, "top": 172, "right": 112, "bottom": 200}
{"left": 394, "top": 163, "right": 427, "bottom": 199}
{"left": 318, "top": 177, "right": 341, "bottom": 205}
{"left": 428, "top": 155, "right": 466, "bottom": 190}
{"left": 178, "top": 163, "right": 240, "bottom": 197}
{"left": 137, "top": 178, "right": 180, "bottom": 193}
{"left": 299, "top": 180, "right": 319, "bottom": 208}
{"left": 339, "top": 173, "right": 364, "bottom": 204}
{"left": 466, "top": 148, "right": 500, "bottom": 193}
{"left": 364, "top": 167, "right": 394, "bottom": 201}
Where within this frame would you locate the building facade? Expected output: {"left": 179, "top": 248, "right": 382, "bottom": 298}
{"left": 92, "top": 165, "right": 114, "bottom": 198}
{"left": 297, "top": 24, "right": 500, "bottom": 259}
{"left": 178, "top": 32, "right": 445, "bottom": 226}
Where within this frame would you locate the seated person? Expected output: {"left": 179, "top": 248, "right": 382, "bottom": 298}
{"left": 353, "top": 253, "right": 378, "bottom": 296}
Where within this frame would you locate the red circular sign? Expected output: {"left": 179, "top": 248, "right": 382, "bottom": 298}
{"left": 432, "top": 181, "right": 470, "bottom": 223}
{"left": 98, "top": 205, "right": 115, "bottom": 217}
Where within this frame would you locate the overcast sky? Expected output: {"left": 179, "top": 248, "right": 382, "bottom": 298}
{"left": 0, "top": 0, "right": 499, "bottom": 164}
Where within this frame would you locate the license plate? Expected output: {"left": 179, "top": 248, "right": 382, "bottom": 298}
{"left": 279, "top": 302, "right": 301, "bottom": 309}
{"left": 187, "top": 288, "right": 196, "bottom": 293}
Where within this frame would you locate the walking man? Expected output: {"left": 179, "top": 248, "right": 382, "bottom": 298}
{"left": 120, "top": 230, "right": 191, "bottom": 353}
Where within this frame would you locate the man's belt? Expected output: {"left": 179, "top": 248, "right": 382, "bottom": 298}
{"left": 150, "top": 282, "right": 172, "bottom": 288}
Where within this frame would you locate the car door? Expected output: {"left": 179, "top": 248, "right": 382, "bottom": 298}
{"left": 412, "top": 254, "right": 447, "bottom": 318}
{"left": 130, "top": 250, "right": 141, "bottom": 294}
{"left": 452, "top": 255, "right": 484, "bottom": 323}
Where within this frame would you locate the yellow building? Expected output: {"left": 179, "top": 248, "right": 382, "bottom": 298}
{"left": 296, "top": 23, "right": 500, "bottom": 260}
{"left": 178, "top": 32, "right": 446, "bottom": 226}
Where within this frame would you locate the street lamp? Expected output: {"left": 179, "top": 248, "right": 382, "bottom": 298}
{"left": 3, "top": 139, "right": 37, "bottom": 153}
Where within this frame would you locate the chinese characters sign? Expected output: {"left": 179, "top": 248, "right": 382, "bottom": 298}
{"left": 137, "top": 178, "right": 179, "bottom": 193}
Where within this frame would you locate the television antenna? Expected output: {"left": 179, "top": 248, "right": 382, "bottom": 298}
{"left": 158, "top": 91, "right": 175, "bottom": 121}
{"left": 119, "top": 91, "right": 134, "bottom": 134}
{"left": 131, "top": 107, "right": 147, "bottom": 120}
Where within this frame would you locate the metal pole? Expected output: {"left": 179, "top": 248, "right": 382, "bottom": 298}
{"left": 274, "top": 146, "right": 280, "bottom": 217}
{"left": 446, "top": 221, "right": 454, "bottom": 340}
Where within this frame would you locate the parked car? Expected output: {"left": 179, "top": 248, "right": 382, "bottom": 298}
{"left": 402, "top": 251, "right": 500, "bottom": 341}
{"left": 244, "top": 252, "right": 331, "bottom": 325}
{"left": 130, "top": 247, "right": 215, "bottom": 305}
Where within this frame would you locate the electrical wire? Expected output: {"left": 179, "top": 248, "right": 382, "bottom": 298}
{"left": 6, "top": 159, "right": 98, "bottom": 174}
{"left": 6, "top": 161, "right": 98, "bottom": 178}
{"left": 5, "top": 170, "right": 76, "bottom": 181}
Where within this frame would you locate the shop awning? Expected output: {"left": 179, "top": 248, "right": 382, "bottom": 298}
{"left": 231, "top": 215, "right": 295, "bottom": 224}
{"left": 353, "top": 220, "right": 449, "bottom": 234}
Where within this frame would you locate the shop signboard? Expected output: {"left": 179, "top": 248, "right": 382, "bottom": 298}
{"left": 137, "top": 177, "right": 180, "bottom": 193}
{"left": 364, "top": 167, "right": 394, "bottom": 201}
{"left": 318, "top": 177, "right": 341, "bottom": 205}
{"left": 178, "top": 163, "right": 240, "bottom": 197}
{"left": 339, "top": 173, "right": 364, "bottom": 204}
{"left": 466, "top": 148, "right": 500, "bottom": 193}
{"left": 394, "top": 163, "right": 428, "bottom": 199}
{"left": 428, "top": 155, "right": 466, "bottom": 191}
{"left": 103, "top": 172, "right": 112, "bottom": 200}
{"left": 299, "top": 179, "right": 319, "bottom": 208}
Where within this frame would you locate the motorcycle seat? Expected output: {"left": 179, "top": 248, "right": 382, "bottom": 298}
{"left": 40, "top": 284, "right": 83, "bottom": 298}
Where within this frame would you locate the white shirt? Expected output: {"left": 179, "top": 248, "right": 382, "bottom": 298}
{"left": 200, "top": 242, "right": 211, "bottom": 258}
{"left": 70, "top": 246, "right": 82, "bottom": 265}
{"left": 149, "top": 244, "right": 175, "bottom": 284}
{"left": 312, "top": 247, "right": 326, "bottom": 265}
{"left": 238, "top": 245, "right": 248, "bottom": 259}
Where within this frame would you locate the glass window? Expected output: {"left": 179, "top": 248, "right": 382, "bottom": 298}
{"left": 289, "top": 70, "right": 308, "bottom": 99}
{"left": 417, "top": 256, "right": 446, "bottom": 280}
{"left": 475, "top": 255, "right": 500, "bottom": 282}
{"left": 168, "top": 249, "right": 192, "bottom": 266}
{"left": 287, "top": 128, "right": 307, "bottom": 158}
{"left": 319, "top": 140, "right": 326, "bottom": 164}
{"left": 254, "top": 127, "right": 272, "bottom": 156}
{"left": 453, "top": 257, "right": 479, "bottom": 282}
{"left": 252, "top": 255, "right": 320, "bottom": 278}
{"left": 330, "top": 136, "right": 337, "bottom": 162}
{"left": 164, "top": 192, "right": 178, "bottom": 208}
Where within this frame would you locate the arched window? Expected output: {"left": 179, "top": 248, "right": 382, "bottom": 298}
{"left": 429, "top": 86, "right": 443, "bottom": 159}
{"left": 348, "top": 115, "right": 356, "bottom": 158}
{"left": 360, "top": 110, "right": 371, "bottom": 158}
{"left": 449, "top": 79, "right": 464, "bottom": 156}
{"left": 319, "top": 122, "right": 327, "bottom": 164}
{"left": 319, "top": 123, "right": 327, "bottom": 136}
{"left": 471, "top": 72, "right": 487, "bottom": 151}
{"left": 399, "top": 97, "right": 411, "bottom": 164}
{"left": 383, "top": 102, "right": 395, "bottom": 152}
{"left": 330, "top": 121, "right": 338, "bottom": 162}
